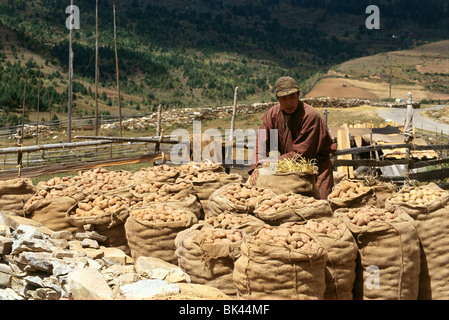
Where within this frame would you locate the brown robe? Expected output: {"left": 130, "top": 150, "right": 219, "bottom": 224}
{"left": 249, "top": 101, "right": 336, "bottom": 199}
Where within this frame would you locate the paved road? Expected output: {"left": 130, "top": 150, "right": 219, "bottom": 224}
{"left": 376, "top": 105, "right": 449, "bottom": 134}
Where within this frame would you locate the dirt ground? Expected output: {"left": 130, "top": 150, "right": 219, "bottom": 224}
{"left": 306, "top": 77, "right": 449, "bottom": 101}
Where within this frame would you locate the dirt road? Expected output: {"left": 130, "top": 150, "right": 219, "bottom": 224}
{"left": 375, "top": 105, "right": 449, "bottom": 134}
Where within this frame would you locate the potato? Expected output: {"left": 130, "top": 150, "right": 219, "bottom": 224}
{"left": 342, "top": 205, "right": 398, "bottom": 227}
{"left": 131, "top": 204, "right": 188, "bottom": 223}
{"left": 389, "top": 187, "right": 447, "bottom": 206}
{"left": 70, "top": 195, "right": 129, "bottom": 218}
{"left": 219, "top": 184, "right": 275, "bottom": 207}
{"left": 199, "top": 227, "right": 243, "bottom": 244}
{"left": 253, "top": 225, "right": 319, "bottom": 251}
{"left": 255, "top": 192, "right": 320, "bottom": 215}
{"left": 329, "top": 180, "right": 371, "bottom": 200}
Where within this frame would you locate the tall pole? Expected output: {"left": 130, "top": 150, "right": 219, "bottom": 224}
{"left": 113, "top": 0, "right": 122, "bottom": 137}
{"left": 95, "top": 0, "right": 99, "bottom": 136}
{"left": 36, "top": 77, "right": 41, "bottom": 145}
{"left": 68, "top": 0, "right": 74, "bottom": 143}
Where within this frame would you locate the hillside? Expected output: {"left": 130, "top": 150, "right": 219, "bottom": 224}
{"left": 306, "top": 40, "right": 449, "bottom": 102}
{"left": 0, "top": 0, "right": 448, "bottom": 128}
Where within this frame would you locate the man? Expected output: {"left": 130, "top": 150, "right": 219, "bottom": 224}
{"left": 248, "top": 76, "right": 337, "bottom": 199}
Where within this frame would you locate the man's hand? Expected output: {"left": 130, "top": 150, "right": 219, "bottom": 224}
{"left": 256, "top": 159, "right": 272, "bottom": 167}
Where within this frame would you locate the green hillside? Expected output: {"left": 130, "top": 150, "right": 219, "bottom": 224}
{"left": 0, "top": 0, "right": 448, "bottom": 127}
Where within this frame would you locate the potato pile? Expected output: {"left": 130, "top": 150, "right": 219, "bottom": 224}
{"left": 283, "top": 218, "right": 346, "bottom": 239}
{"left": 389, "top": 188, "right": 447, "bottom": 206}
{"left": 220, "top": 184, "right": 275, "bottom": 207}
{"left": 40, "top": 176, "right": 82, "bottom": 187}
{"left": 130, "top": 204, "right": 189, "bottom": 223}
{"left": 133, "top": 182, "right": 191, "bottom": 195}
{"left": 71, "top": 195, "right": 129, "bottom": 217}
{"left": 255, "top": 193, "right": 320, "bottom": 214}
{"left": 329, "top": 180, "right": 371, "bottom": 199}
{"left": 343, "top": 206, "right": 398, "bottom": 226}
{"left": 176, "top": 171, "right": 226, "bottom": 184}
{"left": 253, "top": 225, "right": 320, "bottom": 251}
{"left": 24, "top": 186, "right": 80, "bottom": 211}
{"left": 77, "top": 168, "right": 132, "bottom": 193}
{"left": 129, "top": 191, "right": 191, "bottom": 208}
{"left": 203, "top": 213, "right": 248, "bottom": 229}
{"left": 133, "top": 165, "right": 179, "bottom": 181}
{"left": 200, "top": 227, "right": 243, "bottom": 244}
{"left": 178, "top": 161, "right": 222, "bottom": 175}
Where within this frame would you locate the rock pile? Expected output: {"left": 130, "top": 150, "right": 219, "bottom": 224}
{"left": 101, "top": 103, "right": 277, "bottom": 131}
{"left": 0, "top": 211, "right": 229, "bottom": 300}
{"left": 9, "top": 125, "right": 52, "bottom": 140}
{"left": 303, "top": 97, "right": 421, "bottom": 109}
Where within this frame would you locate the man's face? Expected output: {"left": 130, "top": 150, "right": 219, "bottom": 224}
{"left": 278, "top": 93, "right": 299, "bottom": 114}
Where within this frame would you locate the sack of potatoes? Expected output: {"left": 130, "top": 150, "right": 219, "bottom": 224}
{"left": 254, "top": 192, "right": 333, "bottom": 225}
{"left": 281, "top": 218, "right": 358, "bottom": 300}
{"left": 206, "top": 183, "right": 276, "bottom": 216}
{"left": 233, "top": 224, "right": 328, "bottom": 300}
{"left": 202, "top": 211, "right": 265, "bottom": 235}
{"left": 125, "top": 203, "right": 198, "bottom": 264}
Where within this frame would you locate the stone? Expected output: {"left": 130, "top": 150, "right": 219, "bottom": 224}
{"left": 10, "top": 276, "right": 31, "bottom": 298}
{"left": 31, "top": 287, "right": 61, "bottom": 300}
{"left": 0, "top": 223, "right": 10, "bottom": 237}
{"left": 81, "top": 238, "right": 100, "bottom": 249}
{"left": 0, "top": 272, "right": 11, "bottom": 288}
{"left": 79, "top": 248, "right": 103, "bottom": 260}
{"left": 67, "top": 267, "right": 113, "bottom": 300}
{"left": 52, "top": 249, "right": 78, "bottom": 259}
{"left": 118, "top": 279, "right": 179, "bottom": 300}
{"left": 0, "top": 236, "right": 13, "bottom": 255}
{"left": 51, "top": 230, "right": 73, "bottom": 241}
{"left": 0, "top": 288, "right": 25, "bottom": 300}
{"left": 135, "top": 256, "right": 190, "bottom": 283}
{"left": 75, "top": 231, "right": 107, "bottom": 243}
{"left": 11, "top": 225, "right": 54, "bottom": 255}
{"left": 102, "top": 247, "right": 133, "bottom": 266}
{"left": 19, "top": 252, "right": 54, "bottom": 273}
{"left": 49, "top": 238, "right": 70, "bottom": 250}
{"left": 0, "top": 212, "right": 54, "bottom": 235}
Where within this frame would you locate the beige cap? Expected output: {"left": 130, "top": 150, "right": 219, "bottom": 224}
{"left": 275, "top": 76, "right": 300, "bottom": 97}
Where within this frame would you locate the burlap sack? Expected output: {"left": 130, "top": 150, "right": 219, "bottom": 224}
{"left": 282, "top": 218, "right": 358, "bottom": 300}
{"left": 385, "top": 183, "right": 449, "bottom": 300}
{"left": 66, "top": 196, "right": 130, "bottom": 254}
{"left": 24, "top": 186, "right": 86, "bottom": 233}
{"left": 191, "top": 173, "right": 244, "bottom": 212}
{"left": 255, "top": 170, "right": 317, "bottom": 197}
{"left": 175, "top": 224, "right": 243, "bottom": 295}
{"left": 233, "top": 229, "right": 328, "bottom": 300}
{"left": 177, "top": 161, "right": 225, "bottom": 177}
{"left": 206, "top": 183, "right": 274, "bottom": 217}
{"left": 77, "top": 169, "right": 133, "bottom": 195}
{"left": 202, "top": 212, "right": 266, "bottom": 235}
{"left": 132, "top": 166, "right": 180, "bottom": 185}
{"left": 253, "top": 192, "right": 333, "bottom": 225}
{"left": 337, "top": 209, "right": 420, "bottom": 300}
{"left": 0, "top": 178, "right": 37, "bottom": 216}
{"left": 125, "top": 204, "right": 198, "bottom": 264}
{"left": 328, "top": 179, "right": 374, "bottom": 211}
{"left": 369, "top": 181, "right": 398, "bottom": 208}
{"left": 130, "top": 188, "right": 203, "bottom": 220}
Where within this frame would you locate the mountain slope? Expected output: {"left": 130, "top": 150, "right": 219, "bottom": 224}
{"left": 0, "top": 0, "right": 448, "bottom": 126}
